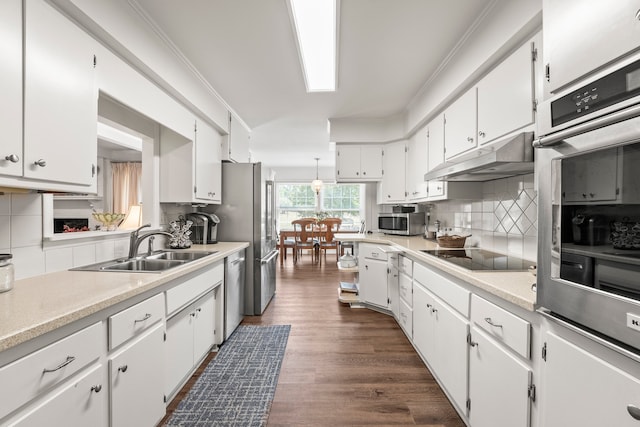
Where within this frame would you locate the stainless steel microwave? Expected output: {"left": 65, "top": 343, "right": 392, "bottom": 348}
{"left": 378, "top": 212, "right": 424, "bottom": 236}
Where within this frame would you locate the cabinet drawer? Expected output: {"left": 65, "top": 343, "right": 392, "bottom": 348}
{"left": 399, "top": 273, "right": 412, "bottom": 307}
{"left": 414, "top": 262, "right": 470, "bottom": 317}
{"left": 398, "top": 298, "right": 413, "bottom": 339}
{"left": 166, "top": 261, "right": 223, "bottom": 315}
{"left": 9, "top": 364, "right": 105, "bottom": 427}
{"left": 359, "top": 244, "right": 388, "bottom": 261}
{"left": 0, "top": 322, "right": 103, "bottom": 420}
{"left": 471, "top": 295, "right": 530, "bottom": 359}
{"left": 399, "top": 255, "right": 413, "bottom": 276}
{"left": 109, "top": 293, "right": 165, "bottom": 350}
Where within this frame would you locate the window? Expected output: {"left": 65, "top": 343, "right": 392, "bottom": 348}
{"left": 277, "top": 183, "right": 363, "bottom": 230}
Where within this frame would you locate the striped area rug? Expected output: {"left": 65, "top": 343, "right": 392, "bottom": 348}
{"left": 164, "top": 324, "right": 291, "bottom": 427}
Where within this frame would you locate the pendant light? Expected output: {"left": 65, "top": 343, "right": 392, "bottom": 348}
{"left": 311, "top": 157, "right": 323, "bottom": 194}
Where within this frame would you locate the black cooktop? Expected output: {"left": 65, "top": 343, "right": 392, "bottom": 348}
{"left": 421, "top": 248, "right": 535, "bottom": 271}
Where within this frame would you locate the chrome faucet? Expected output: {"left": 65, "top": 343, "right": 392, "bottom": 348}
{"left": 127, "top": 224, "right": 173, "bottom": 259}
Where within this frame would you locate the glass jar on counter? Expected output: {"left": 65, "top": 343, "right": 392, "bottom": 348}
{"left": 0, "top": 254, "right": 14, "bottom": 293}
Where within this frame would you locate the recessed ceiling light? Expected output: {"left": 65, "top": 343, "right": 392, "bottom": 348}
{"left": 288, "top": 0, "right": 337, "bottom": 92}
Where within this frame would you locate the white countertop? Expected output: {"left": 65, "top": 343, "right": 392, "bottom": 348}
{"left": 0, "top": 242, "right": 249, "bottom": 352}
{"left": 336, "top": 233, "right": 537, "bottom": 312}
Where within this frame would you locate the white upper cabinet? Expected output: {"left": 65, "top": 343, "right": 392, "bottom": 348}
{"left": 427, "top": 113, "right": 445, "bottom": 172}
{"left": 0, "top": 0, "right": 22, "bottom": 178}
{"left": 160, "top": 121, "right": 222, "bottom": 204}
{"left": 379, "top": 141, "right": 407, "bottom": 203}
{"left": 477, "top": 38, "right": 536, "bottom": 145}
{"left": 444, "top": 88, "right": 477, "bottom": 161}
{"left": 336, "top": 144, "right": 383, "bottom": 181}
{"left": 195, "top": 121, "right": 222, "bottom": 203}
{"left": 407, "top": 128, "right": 428, "bottom": 201}
{"left": 543, "top": 0, "right": 640, "bottom": 95}
{"left": 24, "top": 0, "right": 97, "bottom": 188}
{"left": 222, "top": 112, "right": 250, "bottom": 163}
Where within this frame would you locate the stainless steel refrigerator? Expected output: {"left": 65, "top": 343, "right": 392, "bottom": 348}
{"left": 214, "top": 162, "right": 278, "bottom": 315}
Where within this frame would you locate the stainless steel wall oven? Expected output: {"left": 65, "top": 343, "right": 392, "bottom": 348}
{"left": 535, "top": 53, "right": 640, "bottom": 357}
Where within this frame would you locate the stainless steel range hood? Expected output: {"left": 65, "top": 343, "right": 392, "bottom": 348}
{"left": 424, "top": 132, "right": 534, "bottom": 182}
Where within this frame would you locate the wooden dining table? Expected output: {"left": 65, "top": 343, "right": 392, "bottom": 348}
{"left": 278, "top": 229, "right": 354, "bottom": 265}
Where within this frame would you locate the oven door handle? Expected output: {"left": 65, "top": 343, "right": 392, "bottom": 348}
{"left": 561, "top": 260, "right": 584, "bottom": 270}
{"left": 534, "top": 103, "right": 640, "bottom": 148}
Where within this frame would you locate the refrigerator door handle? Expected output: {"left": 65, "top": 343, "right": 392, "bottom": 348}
{"left": 260, "top": 249, "right": 279, "bottom": 264}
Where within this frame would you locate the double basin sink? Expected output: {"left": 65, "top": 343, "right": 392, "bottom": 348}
{"left": 71, "top": 250, "right": 218, "bottom": 273}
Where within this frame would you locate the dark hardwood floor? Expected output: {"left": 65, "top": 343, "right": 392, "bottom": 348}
{"left": 163, "top": 251, "right": 465, "bottom": 426}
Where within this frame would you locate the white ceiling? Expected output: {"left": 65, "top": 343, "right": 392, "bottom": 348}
{"left": 133, "top": 0, "right": 495, "bottom": 168}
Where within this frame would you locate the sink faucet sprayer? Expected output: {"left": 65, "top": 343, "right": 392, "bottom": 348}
{"left": 128, "top": 224, "right": 173, "bottom": 259}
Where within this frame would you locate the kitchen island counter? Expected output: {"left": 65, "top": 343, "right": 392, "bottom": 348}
{"left": 336, "top": 233, "right": 537, "bottom": 311}
{"left": 0, "top": 242, "right": 248, "bottom": 354}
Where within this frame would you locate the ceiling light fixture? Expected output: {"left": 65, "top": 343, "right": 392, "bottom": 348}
{"left": 288, "top": 0, "right": 337, "bottom": 92}
{"left": 311, "top": 157, "right": 323, "bottom": 195}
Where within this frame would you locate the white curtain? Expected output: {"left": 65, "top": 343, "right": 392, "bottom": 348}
{"left": 112, "top": 162, "right": 142, "bottom": 214}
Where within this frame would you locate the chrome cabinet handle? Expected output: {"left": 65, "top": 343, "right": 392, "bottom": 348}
{"left": 118, "top": 365, "right": 128, "bottom": 373}
{"left": 628, "top": 404, "right": 640, "bottom": 420}
{"left": 43, "top": 356, "right": 75, "bottom": 373}
{"left": 467, "top": 137, "right": 474, "bottom": 143}
{"left": 426, "top": 303, "right": 432, "bottom": 309}
{"left": 4, "top": 154, "right": 19, "bottom": 163}
{"left": 91, "top": 385, "right": 102, "bottom": 393}
{"left": 479, "top": 131, "right": 486, "bottom": 138}
{"left": 484, "top": 317, "right": 503, "bottom": 329}
{"left": 134, "top": 313, "right": 151, "bottom": 323}
{"left": 430, "top": 307, "right": 438, "bottom": 313}
{"left": 34, "top": 159, "right": 46, "bottom": 167}
{"left": 467, "top": 334, "right": 479, "bottom": 347}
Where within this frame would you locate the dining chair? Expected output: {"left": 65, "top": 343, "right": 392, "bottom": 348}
{"left": 292, "top": 218, "right": 318, "bottom": 264}
{"left": 279, "top": 231, "right": 296, "bottom": 263}
{"left": 318, "top": 218, "right": 342, "bottom": 264}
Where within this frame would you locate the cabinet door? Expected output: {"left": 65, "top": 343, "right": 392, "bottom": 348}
{"left": 11, "top": 364, "right": 105, "bottom": 427}
{"left": 469, "top": 327, "right": 531, "bottom": 427}
{"left": 445, "top": 88, "right": 477, "bottom": 160}
{"left": 541, "top": 331, "right": 640, "bottom": 427}
{"left": 413, "top": 283, "right": 436, "bottom": 363}
{"left": 427, "top": 179, "right": 445, "bottom": 199}
{"left": 359, "top": 258, "right": 388, "bottom": 308}
{"left": 24, "top": 0, "right": 97, "bottom": 187}
{"left": 110, "top": 323, "right": 165, "bottom": 427}
{"left": 427, "top": 113, "right": 445, "bottom": 171}
{"left": 431, "top": 297, "right": 469, "bottom": 413}
{"left": 165, "top": 307, "right": 195, "bottom": 398}
{"left": 336, "top": 145, "right": 361, "bottom": 179}
{"left": 379, "top": 141, "right": 406, "bottom": 203}
{"left": 407, "top": 128, "right": 429, "bottom": 200}
{"left": 477, "top": 39, "right": 535, "bottom": 145}
{"left": 360, "top": 145, "right": 383, "bottom": 179}
{"left": 562, "top": 148, "right": 618, "bottom": 202}
{"left": 193, "top": 291, "right": 216, "bottom": 363}
{"left": 387, "top": 260, "right": 400, "bottom": 320}
{"left": 0, "top": 0, "right": 22, "bottom": 178}
{"left": 543, "top": 0, "right": 640, "bottom": 94}
{"left": 195, "top": 121, "right": 222, "bottom": 203}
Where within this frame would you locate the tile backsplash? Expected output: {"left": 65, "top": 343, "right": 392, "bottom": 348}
{"left": 423, "top": 173, "right": 537, "bottom": 262}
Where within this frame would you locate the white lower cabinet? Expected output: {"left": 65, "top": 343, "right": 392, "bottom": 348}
{"left": 165, "top": 289, "right": 216, "bottom": 400}
{"left": 10, "top": 364, "right": 106, "bottom": 427}
{"left": 540, "top": 331, "right": 640, "bottom": 427}
{"left": 359, "top": 244, "right": 388, "bottom": 309}
{"left": 412, "top": 276, "right": 469, "bottom": 414}
{"left": 468, "top": 327, "right": 532, "bottom": 427}
{"left": 387, "top": 255, "right": 400, "bottom": 320}
{"left": 109, "top": 323, "right": 165, "bottom": 427}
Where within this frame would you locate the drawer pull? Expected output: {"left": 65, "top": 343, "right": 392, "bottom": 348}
{"left": 628, "top": 404, "right": 640, "bottom": 420}
{"left": 134, "top": 313, "right": 152, "bottom": 323}
{"left": 91, "top": 385, "right": 102, "bottom": 393}
{"left": 430, "top": 307, "right": 438, "bottom": 314}
{"left": 118, "top": 365, "right": 128, "bottom": 373}
{"left": 484, "top": 317, "right": 503, "bottom": 329}
{"left": 42, "top": 356, "right": 75, "bottom": 374}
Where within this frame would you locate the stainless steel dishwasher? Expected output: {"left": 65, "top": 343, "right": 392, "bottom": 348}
{"left": 224, "top": 250, "right": 246, "bottom": 340}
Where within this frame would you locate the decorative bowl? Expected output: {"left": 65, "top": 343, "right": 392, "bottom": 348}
{"left": 92, "top": 212, "right": 125, "bottom": 231}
